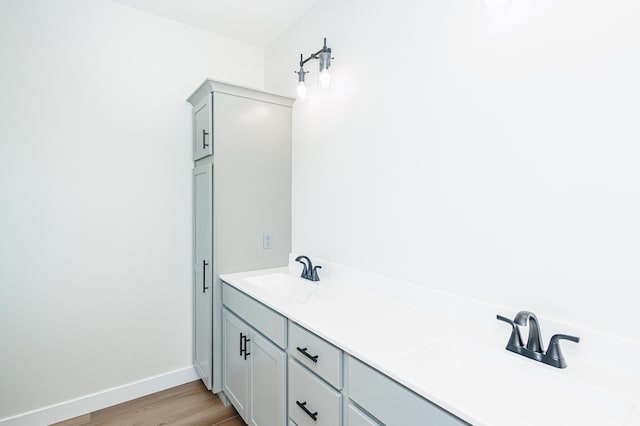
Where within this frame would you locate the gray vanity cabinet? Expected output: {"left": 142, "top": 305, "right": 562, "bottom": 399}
{"left": 188, "top": 80, "right": 293, "bottom": 395}
{"left": 222, "top": 309, "right": 286, "bottom": 426}
{"left": 222, "top": 308, "right": 287, "bottom": 426}
{"left": 222, "top": 282, "right": 287, "bottom": 426}
{"left": 220, "top": 279, "right": 469, "bottom": 426}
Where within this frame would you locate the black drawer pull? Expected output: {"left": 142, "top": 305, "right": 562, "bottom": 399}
{"left": 240, "top": 333, "right": 245, "bottom": 356}
{"left": 296, "top": 400, "right": 318, "bottom": 421}
{"left": 296, "top": 346, "right": 319, "bottom": 363}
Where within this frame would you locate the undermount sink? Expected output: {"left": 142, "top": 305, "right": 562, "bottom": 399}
{"left": 244, "top": 272, "right": 323, "bottom": 303}
{"left": 398, "top": 337, "right": 637, "bottom": 426}
{"left": 245, "top": 272, "right": 302, "bottom": 289}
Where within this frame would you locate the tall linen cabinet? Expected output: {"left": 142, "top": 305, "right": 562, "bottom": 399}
{"left": 187, "top": 80, "right": 293, "bottom": 393}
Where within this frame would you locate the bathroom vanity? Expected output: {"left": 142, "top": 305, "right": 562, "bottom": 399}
{"left": 220, "top": 278, "right": 466, "bottom": 426}
{"left": 220, "top": 259, "right": 640, "bottom": 426}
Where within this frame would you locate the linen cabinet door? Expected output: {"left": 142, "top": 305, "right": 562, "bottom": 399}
{"left": 193, "top": 164, "right": 212, "bottom": 389}
{"left": 223, "top": 309, "right": 250, "bottom": 423}
{"left": 249, "top": 332, "right": 286, "bottom": 426}
{"left": 193, "top": 94, "right": 213, "bottom": 160}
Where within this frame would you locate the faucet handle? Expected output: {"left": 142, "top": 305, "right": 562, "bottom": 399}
{"left": 544, "top": 334, "right": 580, "bottom": 368}
{"left": 497, "top": 314, "right": 524, "bottom": 350}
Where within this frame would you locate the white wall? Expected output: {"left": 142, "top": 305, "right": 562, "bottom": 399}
{"left": 0, "top": 0, "right": 263, "bottom": 419}
{"left": 265, "top": 0, "right": 640, "bottom": 341}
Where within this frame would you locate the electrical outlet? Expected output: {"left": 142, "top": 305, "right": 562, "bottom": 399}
{"left": 263, "top": 232, "right": 273, "bottom": 249}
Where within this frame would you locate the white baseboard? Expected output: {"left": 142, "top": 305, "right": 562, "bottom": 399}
{"left": 0, "top": 366, "right": 199, "bottom": 426}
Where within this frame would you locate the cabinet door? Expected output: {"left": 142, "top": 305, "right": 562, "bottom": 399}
{"left": 193, "top": 94, "right": 213, "bottom": 160}
{"left": 193, "top": 164, "right": 212, "bottom": 389}
{"left": 249, "top": 333, "right": 286, "bottom": 426}
{"left": 223, "top": 309, "right": 250, "bottom": 423}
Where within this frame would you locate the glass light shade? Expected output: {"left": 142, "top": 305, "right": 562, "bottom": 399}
{"left": 319, "top": 69, "right": 331, "bottom": 89}
{"left": 296, "top": 81, "right": 307, "bottom": 100}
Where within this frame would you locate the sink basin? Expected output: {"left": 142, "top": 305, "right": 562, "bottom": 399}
{"left": 245, "top": 272, "right": 303, "bottom": 291}
{"left": 244, "top": 272, "right": 324, "bottom": 305}
{"left": 397, "top": 337, "right": 637, "bottom": 426}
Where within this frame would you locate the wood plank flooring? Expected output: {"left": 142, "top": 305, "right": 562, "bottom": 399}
{"left": 52, "top": 381, "right": 243, "bottom": 426}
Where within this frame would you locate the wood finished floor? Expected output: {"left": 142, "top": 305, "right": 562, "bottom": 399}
{"left": 51, "top": 381, "right": 243, "bottom": 426}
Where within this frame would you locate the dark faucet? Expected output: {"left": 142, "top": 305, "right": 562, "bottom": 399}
{"left": 497, "top": 310, "right": 580, "bottom": 369}
{"left": 295, "top": 255, "right": 321, "bottom": 282}
{"left": 514, "top": 310, "right": 544, "bottom": 353}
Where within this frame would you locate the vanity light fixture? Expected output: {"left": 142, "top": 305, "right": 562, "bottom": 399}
{"left": 294, "top": 37, "right": 333, "bottom": 100}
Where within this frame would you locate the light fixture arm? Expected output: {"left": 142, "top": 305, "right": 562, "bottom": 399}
{"left": 299, "top": 38, "right": 332, "bottom": 67}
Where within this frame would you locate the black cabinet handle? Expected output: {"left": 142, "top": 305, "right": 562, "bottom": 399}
{"left": 296, "top": 346, "right": 319, "bottom": 363}
{"left": 296, "top": 400, "right": 318, "bottom": 421}
{"left": 239, "top": 333, "right": 251, "bottom": 359}
{"left": 202, "top": 129, "right": 209, "bottom": 149}
{"left": 202, "top": 260, "right": 209, "bottom": 293}
{"left": 244, "top": 337, "right": 251, "bottom": 360}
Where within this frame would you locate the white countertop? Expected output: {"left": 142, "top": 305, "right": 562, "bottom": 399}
{"left": 221, "top": 259, "right": 640, "bottom": 426}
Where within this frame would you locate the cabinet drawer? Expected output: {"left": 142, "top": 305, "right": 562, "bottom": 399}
{"left": 289, "top": 321, "right": 342, "bottom": 389}
{"left": 289, "top": 358, "right": 341, "bottom": 426}
{"left": 222, "top": 282, "right": 287, "bottom": 349}
{"left": 347, "top": 356, "right": 467, "bottom": 426}
{"left": 347, "top": 404, "right": 381, "bottom": 426}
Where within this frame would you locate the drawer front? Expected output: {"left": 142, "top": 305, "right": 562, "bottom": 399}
{"left": 347, "top": 356, "right": 468, "bottom": 426}
{"left": 289, "top": 358, "right": 341, "bottom": 426}
{"left": 222, "top": 282, "right": 287, "bottom": 348}
{"left": 289, "top": 321, "right": 342, "bottom": 389}
{"left": 347, "top": 404, "right": 381, "bottom": 426}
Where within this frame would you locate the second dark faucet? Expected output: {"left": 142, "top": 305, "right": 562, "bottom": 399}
{"left": 497, "top": 310, "right": 580, "bottom": 369}
{"left": 295, "top": 255, "right": 322, "bottom": 282}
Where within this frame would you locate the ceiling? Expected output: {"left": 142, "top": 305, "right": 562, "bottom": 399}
{"left": 113, "top": 0, "right": 321, "bottom": 48}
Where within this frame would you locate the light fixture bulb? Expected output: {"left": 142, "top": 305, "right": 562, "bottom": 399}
{"left": 296, "top": 81, "right": 307, "bottom": 100}
{"left": 319, "top": 69, "right": 331, "bottom": 89}
{"left": 318, "top": 49, "right": 332, "bottom": 89}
